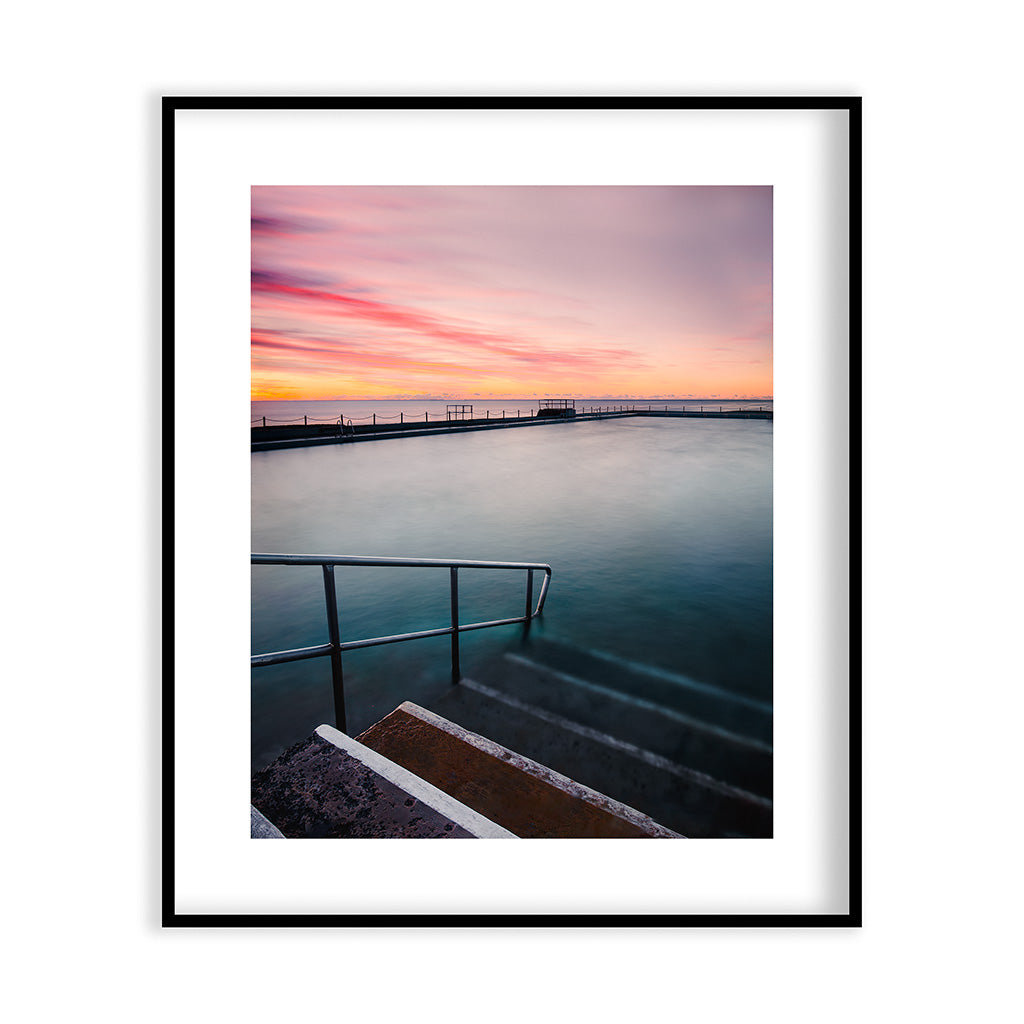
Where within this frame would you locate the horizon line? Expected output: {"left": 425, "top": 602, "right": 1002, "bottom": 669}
{"left": 250, "top": 395, "right": 775, "bottom": 403}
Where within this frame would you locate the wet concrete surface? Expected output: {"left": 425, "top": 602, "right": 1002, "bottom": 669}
{"left": 251, "top": 732, "right": 475, "bottom": 838}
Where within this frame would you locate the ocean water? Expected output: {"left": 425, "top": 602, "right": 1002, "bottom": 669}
{"left": 251, "top": 415, "right": 772, "bottom": 769}
{"left": 251, "top": 397, "right": 773, "bottom": 427}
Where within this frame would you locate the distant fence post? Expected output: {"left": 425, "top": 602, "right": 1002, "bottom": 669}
{"left": 262, "top": 416, "right": 266, "bottom": 427}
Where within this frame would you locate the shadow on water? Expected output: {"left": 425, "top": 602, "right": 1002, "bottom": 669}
{"left": 251, "top": 417, "right": 772, "bottom": 769}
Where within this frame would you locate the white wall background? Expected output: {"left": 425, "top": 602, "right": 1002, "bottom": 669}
{"left": 5, "top": 3, "right": 1020, "bottom": 1020}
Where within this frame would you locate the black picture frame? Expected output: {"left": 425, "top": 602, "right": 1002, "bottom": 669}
{"left": 162, "top": 95, "right": 861, "bottom": 928}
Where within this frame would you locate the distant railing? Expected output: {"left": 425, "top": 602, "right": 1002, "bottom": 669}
{"left": 251, "top": 404, "right": 772, "bottom": 427}
{"left": 250, "top": 553, "right": 553, "bottom": 733}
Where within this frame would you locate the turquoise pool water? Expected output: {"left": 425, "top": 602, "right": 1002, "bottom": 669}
{"left": 251, "top": 416, "right": 771, "bottom": 768}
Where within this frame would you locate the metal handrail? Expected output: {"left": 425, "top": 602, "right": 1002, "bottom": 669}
{"left": 251, "top": 553, "right": 553, "bottom": 733}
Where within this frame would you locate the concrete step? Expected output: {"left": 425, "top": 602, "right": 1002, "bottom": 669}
{"left": 428, "top": 681, "right": 772, "bottom": 838}
{"left": 250, "top": 724, "right": 517, "bottom": 838}
{"left": 250, "top": 805, "right": 285, "bottom": 838}
{"left": 512, "top": 636, "right": 773, "bottom": 744}
{"left": 472, "top": 650, "right": 772, "bottom": 799}
{"left": 356, "top": 702, "right": 680, "bottom": 838}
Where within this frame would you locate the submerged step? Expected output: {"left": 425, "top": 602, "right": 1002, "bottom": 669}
{"left": 357, "top": 701, "right": 680, "bottom": 838}
{"left": 429, "top": 682, "right": 772, "bottom": 838}
{"left": 475, "top": 650, "right": 772, "bottom": 798}
{"left": 251, "top": 725, "right": 516, "bottom": 839}
{"left": 514, "top": 637, "right": 773, "bottom": 744}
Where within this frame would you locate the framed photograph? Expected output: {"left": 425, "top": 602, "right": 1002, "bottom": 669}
{"left": 165, "top": 96, "right": 860, "bottom": 925}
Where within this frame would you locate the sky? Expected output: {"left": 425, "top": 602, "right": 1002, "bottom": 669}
{"left": 251, "top": 186, "right": 772, "bottom": 401}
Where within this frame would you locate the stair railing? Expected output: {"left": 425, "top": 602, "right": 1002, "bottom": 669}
{"left": 251, "top": 553, "right": 552, "bottom": 733}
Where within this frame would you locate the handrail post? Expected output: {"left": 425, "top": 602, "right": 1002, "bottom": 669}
{"left": 322, "top": 564, "right": 347, "bottom": 733}
{"left": 522, "top": 568, "right": 534, "bottom": 639}
{"left": 450, "top": 567, "right": 461, "bottom": 683}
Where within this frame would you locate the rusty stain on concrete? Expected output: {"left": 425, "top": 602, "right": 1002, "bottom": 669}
{"left": 356, "top": 702, "right": 681, "bottom": 838}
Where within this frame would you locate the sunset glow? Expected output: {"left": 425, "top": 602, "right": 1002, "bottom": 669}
{"left": 251, "top": 186, "right": 772, "bottom": 400}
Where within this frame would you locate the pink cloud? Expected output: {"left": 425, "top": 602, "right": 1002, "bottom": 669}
{"left": 252, "top": 276, "right": 646, "bottom": 372}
